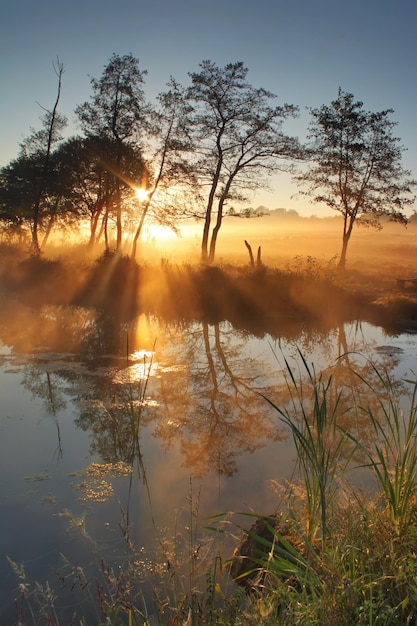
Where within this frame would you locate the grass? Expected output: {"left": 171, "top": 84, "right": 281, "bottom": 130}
{"left": 262, "top": 348, "right": 352, "bottom": 546}
{"left": 346, "top": 364, "right": 417, "bottom": 536}
{"left": 225, "top": 353, "right": 417, "bottom": 624}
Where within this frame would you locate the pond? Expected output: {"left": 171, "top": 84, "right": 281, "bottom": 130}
{"left": 1, "top": 302, "right": 417, "bottom": 623}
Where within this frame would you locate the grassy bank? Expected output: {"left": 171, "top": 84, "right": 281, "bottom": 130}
{"left": 1, "top": 240, "right": 417, "bottom": 335}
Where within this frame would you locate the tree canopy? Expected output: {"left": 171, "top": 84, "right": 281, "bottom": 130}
{"left": 186, "top": 60, "right": 301, "bottom": 263}
{"left": 295, "top": 88, "right": 416, "bottom": 268}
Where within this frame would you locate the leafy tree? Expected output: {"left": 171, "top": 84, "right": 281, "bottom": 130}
{"left": 296, "top": 89, "right": 416, "bottom": 268}
{"left": 0, "top": 146, "right": 69, "bottom": 249}
{"left": 0, "top": 155, "right": 38, "bottom": 242}
{"left": 75, "top": 53, "right": 149, "bottom": 251}
{"left": 55, "top": 135, "right": 147, "bottom": 250}
{"left": 185, "top": 60, "right": 301, "bottom": 263}
{"left": 50, "top": 136, "right": 106, "bottom": 248}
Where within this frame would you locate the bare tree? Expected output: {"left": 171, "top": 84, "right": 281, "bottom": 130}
{"left": 20, "top": 59, "right": 66, "bottom": 254}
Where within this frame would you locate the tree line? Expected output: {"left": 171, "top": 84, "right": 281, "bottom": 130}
{"left": 0, "top": 54, "right": 415, "bottom": 268}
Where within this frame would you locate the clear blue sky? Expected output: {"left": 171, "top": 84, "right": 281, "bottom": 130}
{"left": 1, "top": 0, "right": 416, "bottom": 215}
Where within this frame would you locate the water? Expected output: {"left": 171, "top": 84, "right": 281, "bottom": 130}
{"left": 1, "top": 302, "right": 417, "bottom": 623}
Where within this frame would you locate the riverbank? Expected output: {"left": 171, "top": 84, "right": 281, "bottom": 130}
{"left": 1, "top": 241, "right": 417, "bottom": 336}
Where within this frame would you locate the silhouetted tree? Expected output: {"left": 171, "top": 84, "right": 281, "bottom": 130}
{"left": 0, "top": 146, "right": 69, "bottom": 249}
{"left": 6, "top": 59, "right": 67, "bottom": 253}
{"left": 55, "top": 135, "right": 147, "bottom": 249}
{"left": 185, "top": 61, "right": 301, "bottom": 263}
{"left": 295, "top": 89, "right": 416, "bottom": 268}
{"left": 75, "top": 53, "right": 149, "bottom": 251}
{"left": 131, "top": 79, "right": 196, "bottom": 259}
{"left": 0, "top": 154, "right": 41, "bottom": 242}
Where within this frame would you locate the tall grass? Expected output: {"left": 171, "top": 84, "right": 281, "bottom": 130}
{"left": 262, "top": 348, "right": 353, "bottom": 546}
{"left": 346, "top": 363, "right": 417, "bottom": 535}
{"left": 239, "top": 352, "right": 417, "bottom": 623}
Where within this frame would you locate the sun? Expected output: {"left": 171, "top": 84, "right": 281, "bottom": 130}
{"left": 135, "top": 188, "right": 149, "bottom": 202}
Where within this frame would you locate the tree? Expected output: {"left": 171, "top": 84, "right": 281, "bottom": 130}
{"left": 0, "top": 154, "right": 38, "bottom": 242}
{"left": 296, "top": 89, "right": 416, "bottom": 268}
{"left": 130, "top": 79, "right": 196, "bottom": 259}
{"left": 75, "top": 53, "right": 149, "bottom": 251}
{"left": 55, "top": 135, "right": 147, "bottom": 250}
{"left": 0, "top": 140, "right": 69, "bottom": 249}
{"left": 18, "top": 59, "right": 66, "bottom": 253}
{"left": 50, "top": 136, "right": 107, "bottom": 248}
{"left": 185, "top": 61, "right": 301, "bottom": 263}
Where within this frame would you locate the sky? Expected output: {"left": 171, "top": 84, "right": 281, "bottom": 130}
{"left": 1, "top": 0, "right": 416, "bottom": 216}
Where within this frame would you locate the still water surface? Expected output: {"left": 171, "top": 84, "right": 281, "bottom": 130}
{"left": 1, "top": 304, "right": 417, "bottom": 622}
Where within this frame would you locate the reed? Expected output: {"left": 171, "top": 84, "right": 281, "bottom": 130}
{"left": 262, "top": 348, "right": 352, "bottom": 546}
{"left": 238, "top": 353, "right": 417, "bottom": 623}
{"left": 345, "top": 363, "right": 417, "bottom": 535}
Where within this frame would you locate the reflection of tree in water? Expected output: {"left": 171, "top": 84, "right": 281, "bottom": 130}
{"left": 263, "top": 321, "right": 410, "bottom": 469}
{"left": 6, "top": 301, "right": 414, "bottom": 481}
{"left": 22, "top": 365, "right": 68, "bottom": 460}
{"left": 70, "top": 318, "right": 287, "bottom": 477}
{"left": 72, "top": 355, "right": 157, "bottom": 522}
{"left": 154, "top": 321, "right": 286, "bottom": 477}
{"left": 331, "top": 322, "right": 409, "bottom": 461}
{"left": 74, "top": 359, "right": 156, "bottom": 465}
{"left": 0, "top": 301, "right": 138, "bottom": 364}
{"left": 0, "top": 303, "right": 97, "bottom": 355}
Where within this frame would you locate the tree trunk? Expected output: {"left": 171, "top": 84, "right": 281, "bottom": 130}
{"left": 208, "top": 220, "right": 222, "bottom": 264}
{"left": 257, "top": 246, "right": 262, "bottom": 266}
{"left": 115, "top": 180, "right": 122, "bottom": 251}
{"left": 88, "top": 214, "right": 98, "bottom": 249}
{"left": 201, "top": 144, "right": 224, "bottom": 263}
{"left": 131, "top": 202, "right": 150, "bottom": 260}
{"left": 30, "top": 61, "right": 64, "bottom": 256}
{"left": 201, "top": 216, "right": 211, "bottom": 263}
{"left": 103, "top": 205, "right": 109, "bottom": 251}
{"left": 208, "top": 189, "right": 229, "bottom": 263}
{"left": 94, "top": 211, "right": 106, "bottom": 248}
{"left": 40, "top": 198, "right": 60, "bottom": 248}
{"left": 338, "top": 232, "right": 350, "bottom": 269}
{"left": 31, "top": 214, "right": 41, "bottom": 255}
